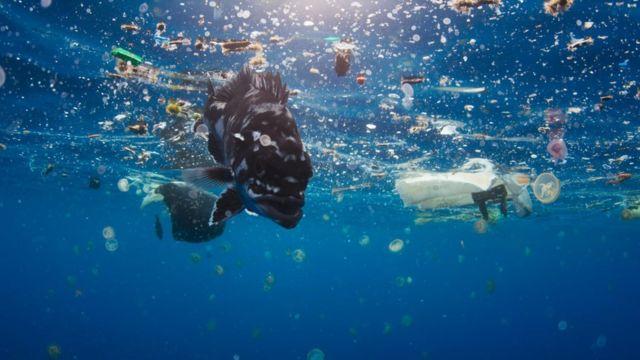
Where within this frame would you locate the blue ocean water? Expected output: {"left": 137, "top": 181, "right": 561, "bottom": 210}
{"left": 1, "top": 0, "right": 640, "bottom": 359}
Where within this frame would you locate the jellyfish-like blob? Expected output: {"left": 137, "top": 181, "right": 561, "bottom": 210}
{"left": 546, "top": 138, "right": 568, "bottom": 162}
{"left": 307, "top": 348, "right": 325, "bottom": 360}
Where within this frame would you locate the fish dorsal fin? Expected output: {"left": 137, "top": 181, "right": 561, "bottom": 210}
{"left": 251, "top": 70, "right": 289, "bottom": 105}
{"left": 214, "top": 66, "right": 289, "bottom": 105}
{"left": 214, "top": 65, "right": 252, "bottom": 103}
{"left": 207, "top": 79, "right": 216, "bottom": 100}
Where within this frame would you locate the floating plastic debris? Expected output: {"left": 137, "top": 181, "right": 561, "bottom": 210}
{"left": 111, "top": 47, "right": 143, "bottom": 66}
{"left": 451, "top": 0, "right": 502, "bottom": 14}
{"left": 621, "top": 204, "right": 640, "bottom": 220}
{"left": 432, "top": 86, "right": 486, "bottom": 94}
{"left": 567, "top": 37, "right": 594, "bottom": 52}
{"left": 532, "top": 172, "right": 561, "bottom": 204}
{"left": 544, "top": 0, "right": 574, "bottom": 16}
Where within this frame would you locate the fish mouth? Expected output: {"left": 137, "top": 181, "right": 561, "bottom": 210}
{"left": 255, "top": 194, "right": 304, "bottom": 229}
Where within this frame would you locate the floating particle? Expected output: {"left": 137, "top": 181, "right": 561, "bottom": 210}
{"left": 401, "top": 314, "right": 413, "bottom": 327}
{"left": 215, "top": 264, "right": 224, "bottom": 276}
{"left": 359, "top": 235, "right": 370, "bottom": 246}
{"left": 558, "top": 320, "right": 568, "bottom": 331}
{"left": 263, "top": 272, "right": 275, "bottom": 291}
{"left": 102, "top": 226, "right": 115, "bottom": 240}
{"left": 532, "top": 173, "right": 561, "bottom": 204}
{"left": 206, "top": 319, "right": 217, "bottom": 332}
{"left": 309, "top": 67, "right": 320, "bottom": 75}
{"left": 366, "top": 124, "right": 376, "bottom": 130}
{"left": 292, "top": 249, "right": 306, "bottom": 263}
{"left": 412, "top": 34, "right": 420, "bottom": 42}
{"left": 595, "top": 334, "right": 607, "bottom": 348}
{"left": 138, "top": 2, "right": 148, "bottom": 13}
{"left": 474, "top": 219, "right": 488, "bottom": 234}
{"left": 544, "top": 0, "right": 573, "bottom": 16}
{"left": 41, "top": 0, "right": 52, "bottom": 9}
{"left": 117, "top": 178, "right": 130, "bottom": 192}
{"left": 485, "top": 279, "right": 496, "bottom": 294}
{"left": 47, "top": 344, "right": 61, "bottom": 359}
{"left": 42, "top": 163, "right": 55, "bottom": 176}
{"left": 451, "top": 0, "right": 502, "bottom": 13}
{"left": 0, "top": 66, "right": 5, "bottom": 87}
{"left": 388, "top": 238, "right": 404, "bottom": 253}
{"left": 190, "top": 252, "right": 202, "bottom": 264}
{"left": 105, "top": 238, "right": 119, "bottom": 252}
{"left": 89, "top": 176, "right": 101, "bottom": 189}
{"left": 307, "top": 348, "right": 325, "bottom": 360}
{"left": 303, "top": 20, "right": 315, "bottom": 27}
{"left": 237, "top": 10, "right": 251, "bottom": 19}
{"left": 195, "top": 124, "right": 209, "bottom": 135}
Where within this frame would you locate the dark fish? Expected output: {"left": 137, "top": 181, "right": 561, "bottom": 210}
{"left": 156, "top": 182, "right": 224, "bottom": 243}
{"left": 154, "top": 214, "right": 163, "bottom": 240}
{"left": 88, "top": 176, "right": 101, "bottom": 189}
{"left": 184, "top": 66, "right": 313, "bottom": 229}
{"left": 43, "top": 163, "right": 55, "bottom": 176}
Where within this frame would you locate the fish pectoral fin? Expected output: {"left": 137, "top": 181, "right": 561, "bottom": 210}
{"left": 182, "top": 167, "right": 234, "bottom": 189}
{"left": 207, "top": 132, "right": 225, "bottom": 164}
{"left": 209, "top": 188, "right": 245, "bottom": 225}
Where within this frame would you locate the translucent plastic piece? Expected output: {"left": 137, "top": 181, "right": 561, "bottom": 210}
{"left": 532, "top": 172, "right": 561, "bottom": 204}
